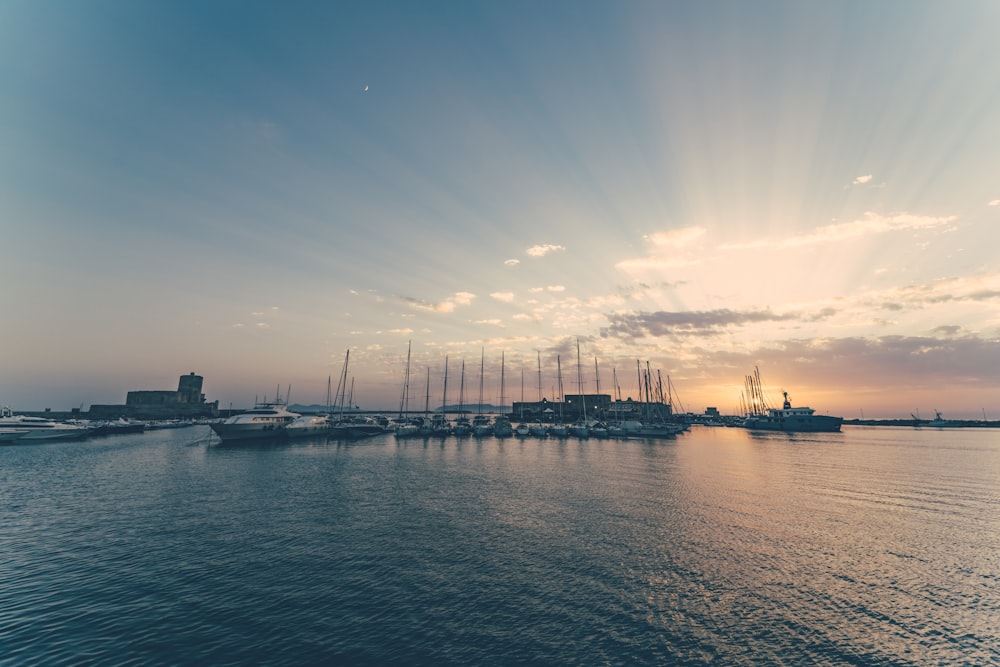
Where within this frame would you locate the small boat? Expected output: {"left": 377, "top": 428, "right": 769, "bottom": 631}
{"left": 493, "top": 415, "right": 513, "bottom": 437}
{"left": 0, "top": 407, "right": 95, "bottom": 441}
{"left": 210, "top": 397, "right": 298, "bottom": 442}
{"left": 471, "top": 414, "right": 493, "bottom": 437}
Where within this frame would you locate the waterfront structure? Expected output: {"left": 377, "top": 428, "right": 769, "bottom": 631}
{"left": 122, "top": 372, "right": 219, "bottom": 419}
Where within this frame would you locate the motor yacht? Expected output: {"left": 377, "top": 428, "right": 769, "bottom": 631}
{"left": 210, "top": 401, "right": 299, "bottom": 442}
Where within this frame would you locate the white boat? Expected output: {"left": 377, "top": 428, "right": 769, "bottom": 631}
{"left": 0, "top": 428, "right": 29, "bottom": 444}
{"left": 285, "top": 414, "right": 330, "bottom": 438}
{"left": 0, "top": 407, "right": 95, "bottom": 441}
{"left": 210, "top": 399, "right": 299, "bottom": 441}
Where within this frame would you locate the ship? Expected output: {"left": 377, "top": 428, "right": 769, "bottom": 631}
{"left": 743, "top": 391, "right": 843, "bottom": 433}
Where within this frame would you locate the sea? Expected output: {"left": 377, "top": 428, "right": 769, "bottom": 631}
{"left": 2, "top": 424, "right": 998, "bottom": 666}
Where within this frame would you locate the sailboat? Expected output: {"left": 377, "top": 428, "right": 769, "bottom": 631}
{"left": 515, "top": 368, "right": 530, "bottom": 437}
{"left": 549, "top": 354, "right": 569, "bottom": 438}
{"left": 472, "top": 348, "right": 492, "bottom": 437}
{"left": 570, "top": 338, "right": 590, "bottom": 438}
{"left": 588, "top": 356, "right": 608, "bottom": 438}
{"left": 395, "top": 341, "right": 420, "bottom": 438}
{"left": 493, "top": 351, "right": 513, "bottom": 437}
{"left": 453, "top": 360, "right": 471, "bottom": 436}
{"left": 431, "top": 356, "right": 452, "bottom": 435}
{"left": 529, "top": 351, "right": 548, "bottom": 437}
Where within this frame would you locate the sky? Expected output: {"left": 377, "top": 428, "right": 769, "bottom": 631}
{"left": 3, "top": 0, "right": 1000, "bottom": 419}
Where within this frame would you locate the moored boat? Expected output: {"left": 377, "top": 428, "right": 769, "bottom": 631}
{"left": 742, "top": 391, "right": 842, "bottom": 433}
{"left": 0, "top": 407, "right": 95, "bottom": 441}
{"left": 0, "top": 428, "right": 29, "bottom": 444}
{"left": 285, "top": 414, "right": 330, "bottom": 438}
{"left": 210, "top": 400, "right": 299, "bottom": 441}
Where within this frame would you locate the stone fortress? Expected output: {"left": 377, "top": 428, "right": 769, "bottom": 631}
{"left": 88, "top": 372, "right": 219, "bottom": 420}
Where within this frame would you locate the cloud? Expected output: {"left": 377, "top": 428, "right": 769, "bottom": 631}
{"left": 526, "top": 244, "right": 565, "bottom": 257}
{"left": 989, "top": 200, "right": 1000, "bottom": 207}
{"left": 402, "top": 291, "right": 476, "bottom": 313}
{"left": 491, "top": 291, "right": 515, "bottom": 303}
{"left": 615, "top": 226, "right": 708, "bottom": 273}
{"left": 722, "top": 212, "right": 956, "bottom": 251}
{"left": 474, "top": 319, "right": 504, "bottom": 326}
{"left": 602, "top": 308, "right": 796, "bottom": 339}
{"left": 547, "top": 285, "right": 566, "bottom": 292}
{"left": 388, "top": 328, "right": 413, "bottom": 334}
{"left": 647, "top": 226, "right": 707, "bottom": 249}
{"left": 504, "top": 259, "right": 521, "bottom": 266}
{"left": 853, "top": 174, "right": 873, "bottom": 185}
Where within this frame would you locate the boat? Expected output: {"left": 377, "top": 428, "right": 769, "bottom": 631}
{"left": 432, "top": 357, "right": 452, "bottom": 435}
{"left": 570, "top": 338, "right": 589, "bottom": 438}
{"left": 549, "top": 354, "right": 569, "bottom": 437}
{"left": 210, "top": 394, "right": 299, "bottom": 441}
{"left": 453, "top": 360, "right": 471, "bottom": 436}
{"left": 742, "top": 391, "right": 843, "bottom": 433}
{"left": 0, "top": 407, "right": 95, "bottom": 441}
{"left": 90, "top": 418, "right": 146, "bottom": 436}
{"left": 394, "top": 341, "right": 421, "bottom": 439}
{"left": 915, "top": 410, "right": 950, "bottom": 428}
{"left": 472, "top": 349, "right": 492, "bottom": 437}
{"left": 0, "top": 428, "right": 29, "bottom": 444}
{"left": 493, "top": 352, "right": 513, "bottom": 437}
{"left": 609, "top": 420, "right": 685, "bottom": 438}
{"left": 285, "top": 414, "right": 330, "bottom": 438}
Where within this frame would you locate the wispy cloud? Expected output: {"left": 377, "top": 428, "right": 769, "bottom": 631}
{"left": 602, "top": 308, "right": 796, "bottom": 339}
{"left": 402, "top": 291, "right": 476, "bottom": 313}
{"left": 491, "top": 291, "right": 515, "bottom": 303}
{"left": 526, "top": 244, "right": 565, "bottom": 257}
{"left": 989, "top": 200, "right": 1000, "bottom": 207}
{"left": 853, "top": 174, "right": 873, "bottom": 185}
{"left": 504, "top": 258, "right": 521, "bottom": 266}
{"left": 722, "top": 212, "right": 956, "bottom": 250}
{"left": 647, "top": 226, "right": 707, "bottom": 249}
{"left": 615, "top": 226, "right": 708, "bottom": 273}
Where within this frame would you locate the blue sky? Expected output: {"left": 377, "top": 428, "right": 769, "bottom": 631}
{"left": 3, "top": 1, "right": 1000, "bottom": 418}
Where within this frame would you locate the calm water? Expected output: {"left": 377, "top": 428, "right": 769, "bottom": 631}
{"left": 2, "top": 425, "right": 998, "bottom": 665}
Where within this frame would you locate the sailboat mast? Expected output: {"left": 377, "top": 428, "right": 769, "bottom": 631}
{"left": 424, "top": 367, "right": 431, "bottom": 418}
{"left": 399, "top": 340, "right": 412, "bottom": 418}
{"left": 537, "top": 350, "right": 542, "bottom": 403}
{"left": 477, "top": 348, "right": 485, "bottom": 416}
{"left": 459, "top": 360, "right": 466, "bottom": 413}
{"left": 500, "top": 351, "right": 506, "bottom": 416}
{"left": 557, "top": 355, "right": 564, "bottom": 420}
{"left": 441, "top": 356, "right": 449, "bottom": 418}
